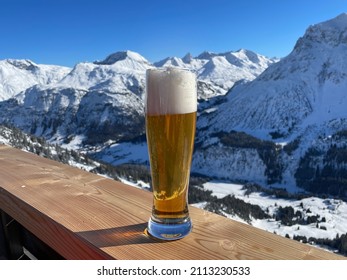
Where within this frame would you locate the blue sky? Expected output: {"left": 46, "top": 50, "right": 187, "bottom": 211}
{"left": 0, "top": 0, "right": 346, "bottom": 66}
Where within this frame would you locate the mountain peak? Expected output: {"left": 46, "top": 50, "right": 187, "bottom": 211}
{"left": 6, "top": 59, "right": 38, "bottom": 71}
{"left": 94, "top": 50, "right": 148, "bottom": 65}
{"left": 182, "top": 52, "right": 193, "bottom": 63}
{"left": 153, "top": 56, "right": 186, "bottom": 68}
{"left": 196, "top": 51, "right": 217, "bottom": 60}
{"left": 229, "top": 49, "right": 261, "bottom": 64}
{"left": 318, "top": 13, "right": 347, "bottom": 30}
{"left": 236, "top": 48, "right": 257, "bottom": 57}
{"left": 294, "top": 13, "right": 347, "bottom": 51}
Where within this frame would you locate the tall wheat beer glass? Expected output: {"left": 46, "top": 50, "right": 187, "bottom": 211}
{"left": 146, "top": 68, "right": 197, "bottom": 240}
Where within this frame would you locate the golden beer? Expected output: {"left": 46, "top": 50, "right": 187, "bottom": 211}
{"left": 146, "top": 67, "right": 197, "bottom": 240}
{"left": 146, "top": 112, "right": 196, "bottom": 221}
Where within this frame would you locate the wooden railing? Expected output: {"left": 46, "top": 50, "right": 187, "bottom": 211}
{"left": 0, "top": 144, "right": 345, "bottom": 260}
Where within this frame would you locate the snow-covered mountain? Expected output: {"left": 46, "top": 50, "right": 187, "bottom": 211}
{"left": 0, "top": 49, "right": 274, "bottom": 103}
{"left": 59, "top": 50, "right": 151, "bottom": 96}
{"left": 0, "top": 51, "right": 153, "bottom": 144}
{"left": 193, "top": 13, "right": 347, "bottom": 196}
{"left": 155, "top": 49, "right": 277, "bottom": 96}
{"left": 0, "top": 59, "right": 71, "bottom": 101}
{"left": 0, "top": 48, "right": 274, "bottom": 146}
{"left": 203, "top": 13, "right": 347, "bottom": 138}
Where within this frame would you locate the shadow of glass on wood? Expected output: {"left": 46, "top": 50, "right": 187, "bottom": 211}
{"left": 77, "top": 222, "right": 166, "bottom": 248}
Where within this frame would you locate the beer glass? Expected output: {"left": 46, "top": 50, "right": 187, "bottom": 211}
{"left": 145, "top": 68, "right": 197, "bottom": 240}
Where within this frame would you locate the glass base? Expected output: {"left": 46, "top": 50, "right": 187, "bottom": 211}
{"left": 147, "top": 218, "right": 192, "bottom": 241}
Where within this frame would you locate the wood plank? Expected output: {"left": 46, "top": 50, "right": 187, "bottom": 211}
{"left": 0, "top": 144, "right": 345, "bottom": 259}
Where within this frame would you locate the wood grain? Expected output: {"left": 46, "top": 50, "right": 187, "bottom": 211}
{"left": 0, "top": 144, "right": 345, "bottom": 259}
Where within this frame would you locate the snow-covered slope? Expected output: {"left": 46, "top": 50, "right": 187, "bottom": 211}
{"left": 192, "top": 13, "right": 347, "bottom": 192}
{"left": 0, "top": 84, "right": 145, "bottom": 145}
{"left": 203, "top": 13, "right": 347, "bottom": 139}
{"left": 0, "top": 59, "right": 71, "bottom": 101}
{"left": 197, "top": 181, "right": 347, "bottom": 254}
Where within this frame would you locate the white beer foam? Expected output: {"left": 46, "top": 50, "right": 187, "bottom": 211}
{"left": 146, "top": 68, "right": 197, "bottom": 115}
